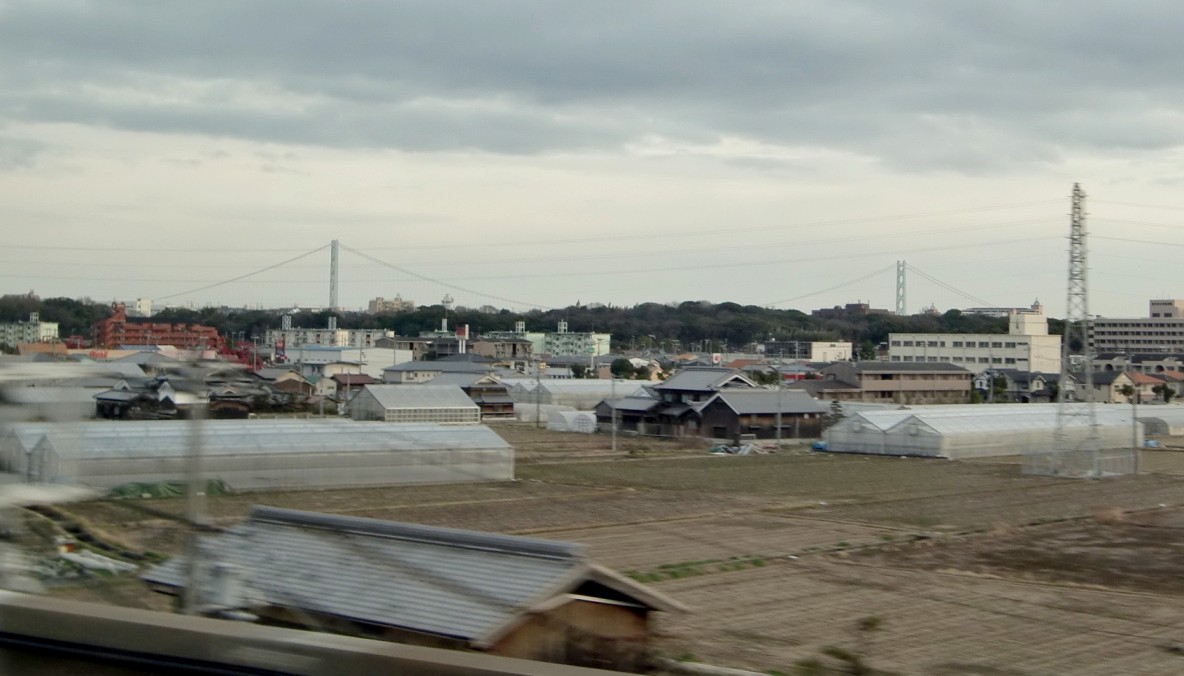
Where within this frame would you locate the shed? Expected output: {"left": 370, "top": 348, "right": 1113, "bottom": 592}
{"left": 0, "top": 419, "right": 513, "bottom": 490}
{"left": 350, "top": 384, "right": 482, "bottom": 424}
{"left": 143, "top": 506, "right": 684, "bottom": 671}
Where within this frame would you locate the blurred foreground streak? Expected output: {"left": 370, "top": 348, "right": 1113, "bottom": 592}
{"left": 0, "top": 591, "right": 620, "bottom": 675}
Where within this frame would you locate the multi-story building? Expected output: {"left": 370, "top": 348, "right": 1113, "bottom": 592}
{"left": 962, "top": 300, "right": 1043, "bottom": 319}
{"left": 1089, "top": 300, "right": 1184, "bottom": 353}
{"left": 523, "top": 321, "right": 611, "bottom": 358}
{"left": 0, "top": 313, "right": 59, "bottom": 349}
{"left": 790, "top": 361, "right": 973, "bottom": 404}
{"left": 93, "top": 304, "right": 223, "bottom": 351}
{"left": 367, "top": 295, "right": 415, "bottom": 314}
{"left": 265, "top": 315, "right": 395, "bottom": 351}
{"left": 762, "top": 340, "right": 852, "bottom": 362}
{"left": 888, "top": 305, "right": 1061, "bottom": 373}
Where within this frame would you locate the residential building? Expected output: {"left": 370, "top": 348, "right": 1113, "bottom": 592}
{"left": 789, "top": 361, "right": 972, "bottom": 404}
{"left": 963, "top": 299, "right": 1044, "bottom": 319}
{"left": 0, "top": 313, "right": 60, "bottom": 350}
{"left": 527, "top": 321, "right": 611, "bottom": 358}
{"left": 143, "top": 506, "right": 683, "bottom": 671}
{"left": 888, "top": 305, "right": 1061, "bottom": 373}
{"left": 265, "top": 326, "right": 396, "bottom": 350}
{"left": 93, "top": 304, "right": 224, "bottom": 351}
{"left": 366, "top": 295, "right": 415, "bottom": 313}
{"left": 1089, "top": 300, "right": 1184, "bottom": 353}
{"left": 811, "top": 302, "right": 892, "bottom": 320}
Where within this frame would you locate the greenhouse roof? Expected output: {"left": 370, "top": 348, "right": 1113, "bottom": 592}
{"left": 4, "top": 420, "right": 509, "bottom": 459}
{"left": 361, "top": 384, "right": 478, "bottom": 410}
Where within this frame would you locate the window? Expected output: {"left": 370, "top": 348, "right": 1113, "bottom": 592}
{"left": 991, "top": 342, "right": 1003, "bottom": 348}
{"left": 952, "top": 341, "right": 963, "bottom": 348}
{"left": 978, "top": 357, "right": 989, "bottom": 363}
{"left": 903, "top": 341, "right": 914, "bottom": 347}
{"left": 927, "top": 341, "right": 938, "bottom": 347}
{"left": 890, "top": 340, "right": 901, "bottom": 347}
{"left": 1005, "top": 358, "right": 1016, "bottom": 364}
{"left": 978, "top": 342, "right": 990, "bottom": 348}
{"left": 1005, "top": 342, "right": 1016, "bottom": 349}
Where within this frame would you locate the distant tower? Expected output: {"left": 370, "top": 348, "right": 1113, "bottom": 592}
{"left": 895, "top": 260, "right": 907, "bottom": 316}
{"left": 329, "top": 239, "right": 340, "bottom": 311}
{"left": 441, "top": 294, "right": 454, "bottom": 332}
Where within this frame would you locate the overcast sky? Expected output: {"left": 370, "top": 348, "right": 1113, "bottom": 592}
{"left": 2, "top": 1, "right": 1183, "bottom": 319}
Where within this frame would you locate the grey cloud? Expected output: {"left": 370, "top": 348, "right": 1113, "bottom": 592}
{"left": 0, "top": 135, "right": 45, "bottom": 169}
{"left": 1, "top": 1, "right": 1183, "bottom": 170}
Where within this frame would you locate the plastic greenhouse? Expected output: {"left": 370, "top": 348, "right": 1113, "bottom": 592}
{"left": 824, "top": 404, "right": 1142, "bottom": 459}
{"left": 546, "top": 411, "right": 599, "bottom": 434}
{"left": 0, "top": 419, "right": 513, "bottom": 491}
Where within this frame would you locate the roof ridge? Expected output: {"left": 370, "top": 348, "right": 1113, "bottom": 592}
{"left": 249, "top": 506, "right": 583, "bottom": 561}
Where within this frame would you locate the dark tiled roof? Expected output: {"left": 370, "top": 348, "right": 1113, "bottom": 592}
{"left": 143, "top": 506, "right": 681, "bottom": 644}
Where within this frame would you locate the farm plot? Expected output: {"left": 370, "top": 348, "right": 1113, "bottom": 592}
{"left": 798, "top": 472, "right": 1184, "bottom": 531}
{"left": 537, "top": 512, "right": 905, "bottom": 573}
{"left": 851, "top": 506, "right": 1184, "bottom": 596}
{"left": 654, "top": 559, "right": 1184, "bottom": 676}
{"left": 517, "top": 451, "right": 1056, "bottom": 502}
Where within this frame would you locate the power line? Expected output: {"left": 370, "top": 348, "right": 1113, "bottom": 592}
{"left": 764, "top": 265, "right": 896, "bottom": 307}
{"left": 360, "top": 199, "right": 1064, "bottom": 252}
{"left": 152, "top": 245, "right": 331, "bottom": 303}
{"left": 1092, "top": 199, "right": 1184, "bottom": 212}
{"left": 339, "top": 244, "right": 549, "bottom": 311}
{"left": 906, "top": 264, "right": 997, "bottom": 308}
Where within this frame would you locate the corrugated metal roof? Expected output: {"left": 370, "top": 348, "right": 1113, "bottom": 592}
{"left": 360, "top": 384, "right": 479, "bottom": 410}
{"left": 142, "top": 506, "right": 673, "bottom": 644}
{"left": 3, "top": 420, "right": 509, "bottom": 459}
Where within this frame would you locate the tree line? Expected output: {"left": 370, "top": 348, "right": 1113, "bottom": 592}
{"left": 1, "top": 294, "right": 1024, "bottom": 352}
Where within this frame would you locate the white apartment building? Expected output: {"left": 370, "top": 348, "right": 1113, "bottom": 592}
{"left": 526, "top": 321, "right": 611, "bottom": 358}
{"left": 1090, "top": 300, "right": 1184, "bottom": 353}
{"left": 888, "top": 306, "right": 1061, "bottom": 373}
{"left": 0, "top": 313, "right": 59, "bottom": 349}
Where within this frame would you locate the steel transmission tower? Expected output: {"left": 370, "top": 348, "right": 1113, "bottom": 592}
{"left": 1027, "top": 184, "right": 1106, "bottom": 476}
{"left": 895, "top": 260, "right": 907, "bottom": 316}
{"left": 329, "top": 239, "right": 340, "bottom": 311}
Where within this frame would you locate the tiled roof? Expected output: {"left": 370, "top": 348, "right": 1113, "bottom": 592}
{"left": 704, "top": 389, "right": 828, "bottom": 415}
{"left": 143, "top": 506, "right": 682, "bottom": 645}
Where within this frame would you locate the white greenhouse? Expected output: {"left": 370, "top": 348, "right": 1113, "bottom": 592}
{"left": 546, "top": 411, "right": 599, "bottom": 434}
{"left": 0, "top": 419, "right": 513, "bottom": 491}
{"left": 349, "top": 384, "right": 481, "bottom": 424}
{"left": 824, "top": 404, "right": 1142, "bottom": 460}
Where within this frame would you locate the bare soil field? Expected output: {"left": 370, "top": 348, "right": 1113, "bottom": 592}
{"left": 34, "top": 428, "right": 1184, "bottom": 674}
{"left": 655, "top": 559, "right": 1184, "bottom": 675}
{"left": 851, "top": 506, "right": 1184, "bottom": 596}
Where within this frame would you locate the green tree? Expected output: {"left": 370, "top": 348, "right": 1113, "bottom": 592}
{"left": 610, "top": 358, "right": 634, "bottom": 378}
{"left": 570, "top": 363, "right": 588, "bottom": 379}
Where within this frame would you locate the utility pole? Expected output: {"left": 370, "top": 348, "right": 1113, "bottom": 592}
{"left": 182, "top": 368, "right": 207, "bottom": 615}
{"left": 775, "top": 368, "right": 783, "bottom": 448}
{"left": 534, "top": 359, "right": 542, "bottom": 428}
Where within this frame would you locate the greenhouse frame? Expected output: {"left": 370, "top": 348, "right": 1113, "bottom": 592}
{"left": 0, "top": 419, "right": 513, "bottom": 491}
{"left": 824, "top": 404, "right": 1143, "bottom": 460}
